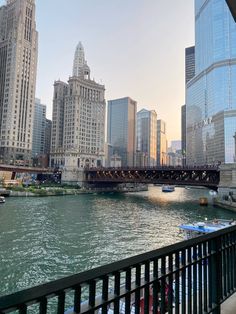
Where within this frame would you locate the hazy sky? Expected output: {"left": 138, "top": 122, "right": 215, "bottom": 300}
{"left": 30, "top": 1, "right": 194, "bottom": 141}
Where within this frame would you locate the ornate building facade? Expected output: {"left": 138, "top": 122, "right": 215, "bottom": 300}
{"left": 0, "top": 0, "right": 38, "bottom": 164}
{"left": 50, "top": 43, "right": 106, "bottom": 183}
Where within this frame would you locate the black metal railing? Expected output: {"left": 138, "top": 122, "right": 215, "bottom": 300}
{"left": 1, "top": 225, "right": 236, "bottom": 313}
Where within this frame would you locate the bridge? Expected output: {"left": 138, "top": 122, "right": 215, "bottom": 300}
{"left": 84, "top": 165, "right": 220, "bottom": 189}
{"left": 0, "top": 164, "right": 54, "bottom": 174}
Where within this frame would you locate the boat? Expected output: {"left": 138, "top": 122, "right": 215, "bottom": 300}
{"left": 209, "top": 190, "right": 217, "bottom": 196}
{"left": 0, "top": 196, "right": 5, "bottom": 203}
{"left": 179, "top": 218, "right": 235, "bottom": 239}
{"left": 199, "top": 197, "right": 208, "bottom": 206}
{"left": 162, "top": 185, "right": 175, "bottom": 192}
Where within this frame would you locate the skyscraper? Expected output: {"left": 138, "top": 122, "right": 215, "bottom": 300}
{"left": 44, "top": 119, "right": 52, "bottom": 155}
{"left": 51, "top": 81, "right": 68, "bottom": 155}
{"left": 137, "top": 109, "right": 157, "bottom": 167}
{"left": 156, "top": 119, "right": 168, "bottom": 166}
{"left": 181, "top": 105, "right": 186, "bottom": 162}
{"left": 0, "top": 0, "right": 38, "bottom": 164}
{"left": 185, "top": 46, "right": 195, "bottom": 84}
{"left": 182, "top": 46, "right": 195, "bottom": 161}
{"left": 186, "top": 0, "right": 236, "bottom": 165}
{"left": 50, "top": 43, "right": 106, "bottom": 181}
{"left": 32, "top": 98, "right": 46, "bottom": 157}
{"left": 107, "top": 97, "right": 136, "bottom": 167}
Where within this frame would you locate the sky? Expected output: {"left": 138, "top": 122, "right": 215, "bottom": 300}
{"left": 22, "top": 0, "right": 194, "bottom": 142}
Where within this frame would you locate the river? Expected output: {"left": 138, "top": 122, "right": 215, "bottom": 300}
{"left": 0, "top": 185, "right": 235, "bottom": 296}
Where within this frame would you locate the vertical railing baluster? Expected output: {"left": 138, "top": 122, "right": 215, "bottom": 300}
{"left": 135, "top": 265, "right": 141, "bottom": 314}
{"left": 152, "top": 258, "right": 160, "bottom": 314}
{"left": 226, "top": 234, "right": 230, "bottom": 295}
{"left": 19, "top": 304, "right": 27, "bottom": 314}
{"left": 125, "top": 268, "right": 131, "bottom": 314}
{"left": 57, "top": 291, "right": 65, "bottom": 314}
{"left": 114, "top": 272, "right": 120, "bottom": 314}
{"left": 88, "top": 280, "right": 96, "bottom": 312}
{"left": 211, "top": 236, "right": 222, "bottom": 314}
{"left": 102, "top": 275, "right": 109, "bottom": 314}
{"left": 198, "top": 243, "right": 203, "bottom": 314}
{"left": 160, "top": 256, "right": 166, "bottom": 314}
{"left": 167, "top": 254, "right": 173, "bottom": 314}
{"left": 203, "top": 241, "right": 208, "bottom": 312}
{"left": 233, "top": 231, "right": 236, "bottom": 291}
{"left": 187, "top": 247, "right": 192, "bottom": 313}
{"left": 223, "top": 235, "right": 227, "bottom": 298}
{"left": 39, "top": 297, "right": 47, "bottom": 314}
{"left": 225, "top": 234, "right": 228, "bottom": 296}
{"left": 228, "top": 233, "right": 232, "bottom": 293}
{"left": 192, "top": 245, "right": 197, "bottom": 314}
{"left": 174, "top": 251, "right": 180, "bottom": 314}
{"left": 144, "top": 261, "right": 150, "bottom": 314}
{"left": 208, "top": 240, "right": 213, "bottom": 310}
{"left": 181, "top": 249, "right": 186, "bottom": 314}
{"left": 74, "top": 285, "right": 81, "bottom": 314}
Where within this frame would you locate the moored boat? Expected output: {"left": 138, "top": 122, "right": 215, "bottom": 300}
{"left": 179, "top": 218, "right": 235, "bottom": 239}
{"left": 0, "top": 196, "right": 5, "bottom": 203}
{"left": 162, "top": 185, "right": 175, "bottom": 192}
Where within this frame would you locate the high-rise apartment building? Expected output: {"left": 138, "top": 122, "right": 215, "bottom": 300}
{"left": 51, "top": 81, "right": 68, "bottom": 154}
{"left": 181, "top": 105, "right": 186, "bottom": 159}
{"left": 156, "top": 119, "right": 168, "bottom": 166}
{"left": 0, "top": 0, "right": 38, "bottom": 164}
{"left": 44, "top": 119, "right": 52, "bottom": 155}
{"left": 182, "top": 46, "right": 195, "bottom": 160}
{"left": 50, "top": 42, "right": 106, "bottom": 180}
{"left": 107, "top": 97, "right": 137, "bottom": 167}
{"left": 32, "top": 98, "right": 46, "bottom": 157}
{"left": 185, "top": 46, "right": 195, "bottom": 84}
{"left": 186, "top": 0, "right": 236, "bottom": 165}
{"left": 137, "top": 109, "right": 157, "bottom": 167}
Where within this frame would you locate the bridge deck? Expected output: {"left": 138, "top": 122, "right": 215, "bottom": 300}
{"left": 84, "top": 166, "right": 220, "bottom": 189}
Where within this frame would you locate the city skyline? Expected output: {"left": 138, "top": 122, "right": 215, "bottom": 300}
{"left": 3, "top": 0, "right": 194, "bottom": 142}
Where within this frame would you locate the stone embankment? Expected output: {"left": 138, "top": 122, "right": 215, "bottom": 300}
{"left": 9, "top": 189, "right": 79, "bottom": 197}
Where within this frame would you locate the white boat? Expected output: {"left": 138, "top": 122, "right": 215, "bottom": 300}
{"left": 0, "top": 196, "right": 5, "bottom": 203}
{"left": 162, "top": 185, "right": 175, "bottom": 192}
{"left": 179, "top": 218, "right": 235, "bottom": 239}
{"left": 209, "top": 190, "right": 217, "bottom": 196}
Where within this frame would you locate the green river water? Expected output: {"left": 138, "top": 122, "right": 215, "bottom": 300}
{"left": 0, "top": 185, "right": 235, "bottom": 297}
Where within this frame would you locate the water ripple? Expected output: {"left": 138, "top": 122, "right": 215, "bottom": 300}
{"left": 0, "top": 186, "right": 236, "bottom": 296}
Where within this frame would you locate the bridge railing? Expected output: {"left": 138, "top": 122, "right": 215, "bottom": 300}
{"left": 0, "top": 225, "right": 236, "bottom": 313}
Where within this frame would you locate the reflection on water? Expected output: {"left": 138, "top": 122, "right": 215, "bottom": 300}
{"left": 0, "top": 186, "right": 235, "bottom": 296}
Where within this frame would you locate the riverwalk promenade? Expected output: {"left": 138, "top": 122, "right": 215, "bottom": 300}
{"left": 222, "top": 293, "right": 236, "bottom": 313}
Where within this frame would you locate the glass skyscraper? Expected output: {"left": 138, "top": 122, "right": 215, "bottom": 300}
{"left": 107, "top": 97, "right": 136, "bottom": 167}
{"left": 137, "top": 109, "right": 157, "bottom": 167}
{"left": 186, "top": 0, "right": 236, "bottom": 165}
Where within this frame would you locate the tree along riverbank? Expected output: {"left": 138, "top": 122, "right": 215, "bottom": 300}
{"left": 4, "top": 184, "right": 148, "bottom": 197}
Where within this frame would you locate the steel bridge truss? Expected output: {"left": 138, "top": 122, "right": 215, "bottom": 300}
{"left": 85, "top": 166, "right": 220, "bottom": 189}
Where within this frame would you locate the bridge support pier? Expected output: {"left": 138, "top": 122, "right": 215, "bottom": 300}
{"left": 215, "top": 163, "right": 236, "bottom": 211}
{"left": 61, "top": 168, "right": 85, "bottom": 187}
